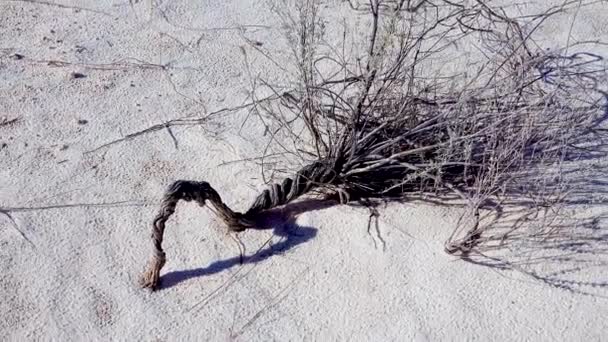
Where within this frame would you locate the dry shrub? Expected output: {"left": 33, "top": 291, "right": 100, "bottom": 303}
{"left": 141, "top": 0, "right": 608, "bottom": 290}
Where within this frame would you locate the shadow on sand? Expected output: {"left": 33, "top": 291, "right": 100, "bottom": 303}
{"left": 157, "top": 199, "right": 336, "bottom": 290}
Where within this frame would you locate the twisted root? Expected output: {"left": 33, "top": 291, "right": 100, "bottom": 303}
{"left": 141, "top": 161, "right": 335, "bottom": 290}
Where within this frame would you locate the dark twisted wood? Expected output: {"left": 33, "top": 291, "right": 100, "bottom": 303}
{"left": 141, "top": 161, "right": 335, "bottom": 290}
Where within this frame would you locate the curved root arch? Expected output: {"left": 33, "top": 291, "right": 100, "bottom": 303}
{"left": 140, "top": 161, "right": 334, "bottom": 290}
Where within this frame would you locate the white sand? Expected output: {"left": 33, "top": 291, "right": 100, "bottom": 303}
{"left": 1, "top": 0, "right": 607, "bottom": 340}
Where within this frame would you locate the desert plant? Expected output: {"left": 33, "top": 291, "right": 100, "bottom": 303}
{"left": 141, "top": 0, "right": 607, "bottom": 290}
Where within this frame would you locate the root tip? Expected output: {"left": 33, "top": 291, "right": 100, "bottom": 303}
{"left": 140, "top": 255, "right": 166, "bottom": 291}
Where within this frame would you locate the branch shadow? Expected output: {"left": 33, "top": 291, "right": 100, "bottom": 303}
{"left": 157, "top": 199, "right": 336, "bottom": 290}
{"left": 442, "top": 51, "right": 608, "bottom": 297}
{"left": 457, "top": 135, "right": 608, "bottom": 297}
{"left": 459, "top": 209, "right": 608, "bottom": 297}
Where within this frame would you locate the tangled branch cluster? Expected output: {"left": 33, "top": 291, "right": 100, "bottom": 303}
{"left": 141, "top": 0, "right": 607, "bottom": 290}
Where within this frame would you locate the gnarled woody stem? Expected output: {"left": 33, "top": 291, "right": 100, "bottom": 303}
{"left": 139, "top": 180, "right": 253, "bottom": 289}
{"left": 140, "top": 161, "right": 334, "bottom": 290}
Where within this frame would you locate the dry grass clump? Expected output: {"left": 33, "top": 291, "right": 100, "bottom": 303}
{"left": 141, "top": 0, "right": 607, "bottom": 290}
